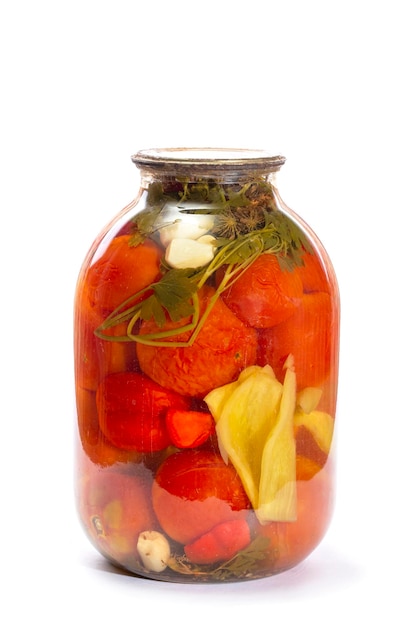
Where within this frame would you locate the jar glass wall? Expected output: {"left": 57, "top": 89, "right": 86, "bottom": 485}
{"left": 74, "top": 148, "right": 340, "bottom": 582}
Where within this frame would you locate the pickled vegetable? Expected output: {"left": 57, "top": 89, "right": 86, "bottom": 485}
{"left": 213, "top": 365, "right": 284, "bottom": 513}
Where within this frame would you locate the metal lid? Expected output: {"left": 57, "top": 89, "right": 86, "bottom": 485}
{"left": 131, "top": 148, "right": 286, "bottom": 177}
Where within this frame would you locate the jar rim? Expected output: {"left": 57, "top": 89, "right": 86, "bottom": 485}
{"left": 131, "top": 147, "right": 286, "bottom": 175}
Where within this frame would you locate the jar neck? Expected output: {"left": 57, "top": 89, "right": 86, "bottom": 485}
{"left": 131, "top": 148, "right": 286, "bottom": 185}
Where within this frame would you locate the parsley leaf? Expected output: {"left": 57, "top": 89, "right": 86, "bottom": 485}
{"left": 151, "top": 269, "right": 198, "bottom": 325}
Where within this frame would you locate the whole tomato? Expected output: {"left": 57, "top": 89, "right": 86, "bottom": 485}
{"left": 219, "top": 254, "right": 303, "bottom": 329}
{"left": 74, "top": 235, "right": 162, "bottom": 392}
{"left": 79, "top": 470, "right": 158, "bottom": 562}
{"left": 293, "top": 250, "right": 332, "bottom": 294}
{"left": 152, "top": 449, "right": 251, "bottom": 545}
{"left": 96, "top": 372, "right": 190, "bottom": 452}
{"left": 137, "top": 286, "right": 258, "bottom": 397}
{"left": 76, "top": 386, "right": 142, "bottom": 467}
{"left": 85, "top": 235, "right": 163, "bottom": 315}
{"left": 74, "top": 289, "right": 137, "bottom": 392}
{"left": 258, "top": 291, "right": 336, "bottom": 389}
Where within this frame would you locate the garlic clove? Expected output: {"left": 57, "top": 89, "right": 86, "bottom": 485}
{"left": 137, "top": 530, "right": 171, "bottom": 573}
{"left": 197, "top": 234, "right": 216, "bottom": 245}
{"left": 165, "top": 237, "right": 215, "bottom": 269}
{"left": 158, "top": 211, "right": 214, "bottom": 247}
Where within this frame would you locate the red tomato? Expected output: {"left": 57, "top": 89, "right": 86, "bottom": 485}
{"left": 137, "top": 286, "right": 258, "bottom": 398}
{"left": 79, "top": 470, "right": 157, "bottom": 561}
{"left": 76, "top": 386, "right": 142, "bottom": 466}
{"left": 85, "top": 235, "right": 163, "bottom": 315}
{"left": 258, "top": 291, "right": 336, "bottom": 389}
{"left": 152, "top": 450, "right": 251, "bottom": 545}
{"left": 96, "top": 372, "right": 190, "bottom": 452}
{"left": 219, "top": 254, "right": 303, "bottom": 328}
{"left": 293, "top": 251, "right": 332, "bottom": 294}
{"left": 74, "top": 289, "right": 137, "bottom": 391}
{"left": 184, "top": 518, "right": 251, "bottom": 565}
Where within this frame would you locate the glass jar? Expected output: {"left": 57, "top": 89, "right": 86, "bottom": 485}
{"left": 74, "top": 148, "right": 340, "bottom": 582}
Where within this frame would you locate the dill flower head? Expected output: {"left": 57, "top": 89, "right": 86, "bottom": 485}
{"left": 212, "top": 205, "right": 266, "bottom": 239}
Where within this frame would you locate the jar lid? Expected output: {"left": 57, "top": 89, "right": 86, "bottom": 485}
{"left": 131, "top": 148, "right": 286, "bottom": 178}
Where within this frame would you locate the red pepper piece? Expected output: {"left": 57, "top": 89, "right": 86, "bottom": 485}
{"left": 166, "top": 409, "right": 215, "bottom": 449}
{"left": 184, "top": 519, "right": 251, "bottom": 565}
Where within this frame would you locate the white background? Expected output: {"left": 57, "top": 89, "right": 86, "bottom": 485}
{"left": 1, "top": 0, "right": 416, "bottom": 623}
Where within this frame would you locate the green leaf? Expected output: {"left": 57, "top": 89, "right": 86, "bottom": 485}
{"left": 147, "top": 181, "right": 165, "bottom": 205}
{"left": 152, "top": 269, "right": 198, "bottom": 323}
{"left": 226, "top": 188, "right": 251, "bottom": 208}
{"left": 140, "top": 294, "right": 167, "bottom": 327}
{"left": 224, "top": 238, "right": 262, "bottom": 264}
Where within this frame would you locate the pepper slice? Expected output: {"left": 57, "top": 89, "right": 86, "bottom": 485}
{"left": 257, "top": 358, "right": 297, "bottom": 523}
{"left": 206, "top": 360, "right": 298, "bottom": 523}
{"left": 166, "top": 409, "right": 215, "bottom": 449}
{"left": 214, "top": 366, "right": 283, "bottom": 511}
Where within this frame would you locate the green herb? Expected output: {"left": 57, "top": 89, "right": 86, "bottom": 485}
{"left": 264, "top": 210, "right": 310, "bottom": 268}
{"left": 179, "top": 179, "right": 228, "bottom": 205}
{"left": 129, "top": 206, "right": 163, "bottom": 246}
{"left": 143, "top": 269, "right": 197, "bottom": 322}
{"left": 95, "top": 178, "right": 310, "bottom": 346}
